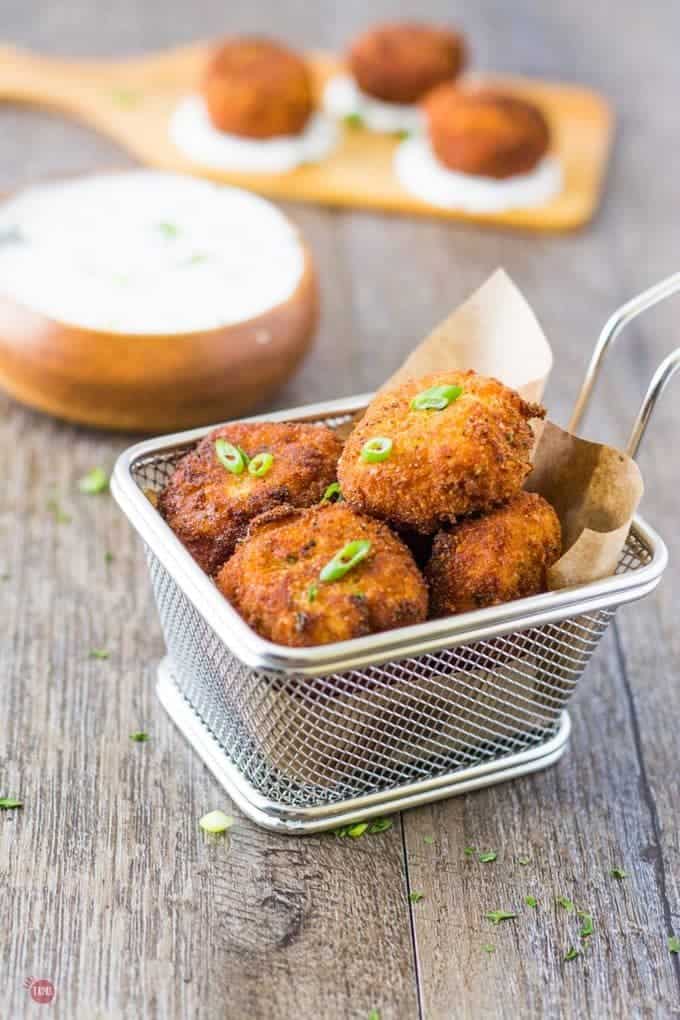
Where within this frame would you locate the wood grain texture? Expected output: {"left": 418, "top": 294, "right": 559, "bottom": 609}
{"left": 0, "top": 42, "right": 613, "bottom": 232}
{"left": 1, "top": 1, "right": 680, "bottom": 1019}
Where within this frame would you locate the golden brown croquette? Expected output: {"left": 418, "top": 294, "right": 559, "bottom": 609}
{"left": 338, "top": 370, "right": 545, "bottom": 534}
{"left": 348, "top": 21, "right": 467, "bottom": 104}
{"left": 424, "top": 86, "right": 551, "bottom": 178}
{"left": 216, "top": 502, "right": 428, "bottom": 646}
{"left": 426, "top": 491, "right": 562, "bottom": 616}
{"left": 159, "top": 421, "right": 342, "bottom": 575}
{"left": 202, "top": 37, "right": 314, "bottom": 138}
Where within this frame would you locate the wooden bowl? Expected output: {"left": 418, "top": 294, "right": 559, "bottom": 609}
{"left": 0, "top": 180, "right": 319, "bottom": 433}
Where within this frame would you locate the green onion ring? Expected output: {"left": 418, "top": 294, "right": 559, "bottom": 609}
{"left": 410, "top": 384, "right": 463, "bottom": 411}
{"left": 248, "top": 452, "right": 274, "bottom": 477}
{"left": 320, "top": 540, "right": 371, "bottom": 583}
{"left": 215, "top": 438, "right": 246, "bottom": 475}
{"left": 321, "top": 482, "right": 343, "bottom": 503}
{"left": 360, "top": 437, "right": 393, "bottom": 463}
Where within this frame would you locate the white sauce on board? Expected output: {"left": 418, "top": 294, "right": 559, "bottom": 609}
{"left": 0, "top": 171, "right": 306, "bottom": 335}
{"left": 394, "top": 135, "right": 563, "bottom": 213}
{"left": 170, "top": 96, "right": 338, "bottom": 173}
{"left": 322, "top": 74, "right": 424, "bottom": 134}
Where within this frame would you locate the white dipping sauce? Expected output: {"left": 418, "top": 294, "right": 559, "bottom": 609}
{"left": 170, "top": 96, "right": 338, "bottom": 173}
{"left": 0, "top": 171, "right": 306, "bottom": 335}
{"left": 323, "top": 74, "right": 424, "bottom": 134}
{"left": 394, "top": 135, "right": 562, "bottom": 212}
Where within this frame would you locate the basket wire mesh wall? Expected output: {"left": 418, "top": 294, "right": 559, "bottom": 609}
{"left": 131, "top": 424, "right": 653, "bottom": 816}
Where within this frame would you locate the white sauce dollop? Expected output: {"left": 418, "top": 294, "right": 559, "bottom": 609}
{"left": 394, "top": 134, "right": 563, "bottom": 212}
{"left": 0, "top": 171, "right": 306, "bottom": 335}
{"left": 170, "top": 96, "right": 338, "bottom": 173}
{"left": 322, "top": 74, "right": 424, "bottom": 135}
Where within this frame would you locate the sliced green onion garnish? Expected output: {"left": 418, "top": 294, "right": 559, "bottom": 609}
{"left": 199, "top": 810, "right": 235, "bottom": 834}
{"left": 360, "top": 437, "right": 393, "bottom": 463}
{"left": 248, "top": 452, "right": 274, "bottom": 477}
{"left": 410, "top": 384, "right": 463, "bottom": 411}
{"left": 215, "top": 438, "right": 246, "bottom": 475}
{"left": 321, "top": 482, "right": 342, "bottom": 503}
{"left": 320, "top": 540, "right": 371, "bottom": 583}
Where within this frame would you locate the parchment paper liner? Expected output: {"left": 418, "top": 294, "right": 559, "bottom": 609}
{"left": 228, "top": 271, "right": 644, "bottom": 788}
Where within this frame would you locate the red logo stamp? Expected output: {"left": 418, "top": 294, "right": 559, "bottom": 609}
{"left": 24, "top": 977, "right": 55, "bottom": 1004}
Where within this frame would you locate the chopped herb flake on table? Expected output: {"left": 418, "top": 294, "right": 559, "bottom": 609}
{"left": 409, "top": 892, "right": 424, "bottom": 904}
{"left": 525, "top": 896, "right": 538, "bottom": 908}
{"left": 485, "top": 910, "right": 517, "bottom": 925}
{"left": 478, "top": 851, "right": 497, "bottom": 863}
{"left": 89, "top": 649, "right": 109, "bottom": 660}
{"left": 564, "top": 947, "right": 580, "bottom": 961}
{"left": 423, "top": 835, "right": 435, "bottom": 845}
{"left": 556, "top": 896, "right": 574, "bottom": 911}
{"left": 199, "top": 810, "right": 234, "bottom": 834}
{"left": 47, "top": 499, "right": 71, "bottom": 523}
{"left": 129, "top": 732, "right": 150, "bottom": 742}
{"left": 464, "top": 846, "right": 476, "bottom": 856}
{"left": 518, "top": 856, "right": 531, "bottom": 866}
{"left": 668, "top": 936, "right": 680, "bottom": 954}
{"left": 367, "top": 818, "right": 392, "bottom": 834}
{"left": 578, "top": 912, "right": 594, "bottom": 938}
{"left": 0, "top": 798, "right": 23, "bottom": 809}
{"left": 482, "top": 944, "right": 496, "bottom": 954}
{"left": 610, "top": 867, "right": 627, "bottom": 880}
{"left": 78, "top": 467, "right": 109, "bottom": 494}
{"left": 333, "top": 817, "right": 392, "bottom": 838}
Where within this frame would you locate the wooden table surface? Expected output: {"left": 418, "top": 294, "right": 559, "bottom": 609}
{"left": 2, "top": 2, "right": 679, "bottom": 1018}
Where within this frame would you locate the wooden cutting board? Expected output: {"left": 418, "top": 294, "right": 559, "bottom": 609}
{"left": 0, "top": 40, "right": 614, "bottom": 232}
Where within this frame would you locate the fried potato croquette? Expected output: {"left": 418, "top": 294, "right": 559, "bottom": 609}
{"left": 348, "top": 22, "right": 466, "bottom": 105}
{"left": 338, "top": 370, "right": 544, "bottom": 534}
{"left": 159, "top": 422, "right": 342, "bottom": 575}
{"left": 426, "top": 492, "right": 562, "bottom": 616}
{"left": 424, "top": 86, "right": 551, "bottom": 178}
{"left": 202, "top": 37, "right": 314, "bottom": 138}
{"left": 217, "top": 503, "right": 428, "bottom": 646}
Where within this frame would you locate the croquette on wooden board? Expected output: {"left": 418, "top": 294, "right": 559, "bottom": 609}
{"left": 0, "top": 41, "right": 613, "bottom": 231}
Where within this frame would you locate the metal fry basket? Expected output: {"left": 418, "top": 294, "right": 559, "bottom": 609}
{"left": 112, "top": 277, "right": 680, "bottom": 833}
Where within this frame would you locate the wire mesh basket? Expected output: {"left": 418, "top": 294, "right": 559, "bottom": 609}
{"left": 112, "top": 277, "right": 679, "bottom": 833}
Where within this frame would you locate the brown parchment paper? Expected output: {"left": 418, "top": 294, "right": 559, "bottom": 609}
{"left": 385, "top": 268, "right": 553, "bottom": 403}
{"left": 527, "top": 421, "right": 643, "bottom": 589}
{"left": 386, "top": 269, "right": 644, "bottom": 590}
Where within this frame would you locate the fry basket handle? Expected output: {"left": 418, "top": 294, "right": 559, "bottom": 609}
{"left": 625, "top": 347, "right": 680, "bottom": 458}
{"left": 569, "top": 272, "right": 680, "bottom": 436}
